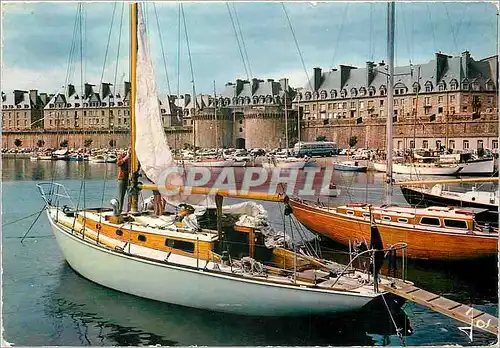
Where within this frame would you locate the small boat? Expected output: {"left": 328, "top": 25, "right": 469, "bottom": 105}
{"left": 52, "top": 149, "right": 69, "bottom": 161}
{"left": 400, "top": 184, "right": 499, "bottom": 222}
{"left": 90, "top": 155, "right": 107, "bottom": 163}
{"left": 261, "top": 157, "right": 313, "bottom": 169}
{"left": 459, "top": 158, "right": 495, "bottom": 176}
{"left": 39, "top": 154, "right": 53, "bottom": 161}
{"left": 191, "top": 158, "right": 235, "bottom": 167}
{"left": 334, "top": 161, "right": 367, "bottom": 172}
{"left": 69, "top": 154, "right": 84, "bottom": 162}
{"left": 106, "top": 154, "right": 117, "bottom": 163}
{"left": 30, "top": 155, "right": 39, "bottom": 161}
{"left": 373, "top": 162, "right": 462, "bottom": 176}
{"left": 288, "top": 199, "right": 498, "bottom": 261}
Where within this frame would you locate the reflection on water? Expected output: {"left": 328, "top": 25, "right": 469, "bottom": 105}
{"left": 41, "top": 264, "right": 411, "bottom": 346}
{"left": 2, "top": 159, "right": 498, "bottom": 346}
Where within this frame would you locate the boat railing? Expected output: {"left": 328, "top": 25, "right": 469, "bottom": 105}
{"left": 328, "top": 242, "right": 408, "bottom": 293}
{"left": 37, "top": 182, "right": 75, "bottom": 211}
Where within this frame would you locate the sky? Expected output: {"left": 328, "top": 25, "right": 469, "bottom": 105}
{"left": 2, "top": 1, "right": 498, "bottom": 96}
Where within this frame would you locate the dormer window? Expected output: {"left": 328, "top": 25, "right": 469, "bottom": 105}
{"left": 461, "top": 81, "right": 469, "bottom": 90}
{"left": 305, "top": 92, "right": 312, "bottom": 101}
{"left": 252, "top": 96, "right": 258, "bottom": 104}
{"left": 259, "top": 96, "right": 265, "bottom": 104}
{"left": 485, "top": 80, "right": 495, "bottom": 91}
{"left": 102, "top": 102, "right": 107, "bottom": 107}
{"left": 330, "top": 89, "right": 337, "bottom": 99}
{"left": 24, "top": 105, "right": 29, "bottom": 108}
{"left": 67, "top": 103, "right": 72, "bottom": 107}
{"left": 232, "top": 97, "right": 238, "bottom": 105}
{"left": 49, "top": 104, "right": 54, "bottom": 108}
{"left": 368, "top": 86, "right": 376, "bottom": 96}
{"left": 75, "top": 103, "right": 80, "bottom": 107}
{"left": 359, "top": 87, "right": 367, "bottom": 96}
{"left": 424, "top": 81, "right": 433, "bottom": 92}
{"left": 350, "top": 88, "right": 357, "bottom": 97}
{"left": 472, "top": 81, "right": 480, "bottom": 91}
{"left": 450, "top": 79, "right": 458, "bottom": 91}
{"left": 265, "top": 95, "right": 272, "bottom": 104}
{"left": 340, "top": 89, "right": 347, "bottom": 98}
{"left": 438, "top": 81, "right": 446, "bottom": 91}
{"left": 313, "top": 91, "right": 319, "bottom": 99}
{"left": 297, "top": 93, "right": 303, "bottom": 101}
{"left": 320, "top": 90, "right": 327, "bottom": 99}
{"left": 379, "top": 86, "right": 386, "bottom": 96}
{"left": 245, "top": 97, "right": 251, "bottom": 105}
{"left": 110, "top": 102, "right": 115, "bottom": 107}
{"left": 118, "top": 102, "right": 123, "bottom": 106}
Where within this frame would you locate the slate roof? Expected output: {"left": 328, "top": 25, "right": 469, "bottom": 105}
{"left": 296, "top": 51, "right": 497, "bottom": 101}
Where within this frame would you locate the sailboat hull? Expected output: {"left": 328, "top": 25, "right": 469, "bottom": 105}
{"left": 372, "top": 162, "right": 461, "bottom": 176}
{"left": 289, "top": 199, "right": 498, "bottom": 261}
{"left": 459, "top": 159, "right": 495, "bottom": 175}
{"left": 48, "top": 211, "right": 376, "bottom": 316}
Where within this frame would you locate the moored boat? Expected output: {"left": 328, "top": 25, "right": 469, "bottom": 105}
{"left": 288, "top": 198, "right": 498, "bottom": 261}
{"left": 333, "top": 161, "right": 367, "bottom": 172}
{"left": 372, "top": 161, "right": 462, "bottom": 176}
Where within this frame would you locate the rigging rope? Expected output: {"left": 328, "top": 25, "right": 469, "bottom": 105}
{"left": 443, "top": 3, "right": 459, "bottom": 53}
{"left": 233, "top": 3, "right": 253, "bottom": 79}
{"left": 330, "top": 3, "right": 349, "bottom": 69}
{"left": 98, "top": 3, "right": 117, "bottom": 94}
{"left": 177, "top": 3, "right": 181, "bottom": 99}
{"left": 226, "top": 3, "right": 250, "bottom": 80}
{"left": 181, "top": 3, "right": 197, "bottom": 109}
{"left": 153, "top": 2, "right": 172, "bottom": 96}
{"left": 281, "top": 3, "right": 313, "bottom": 92}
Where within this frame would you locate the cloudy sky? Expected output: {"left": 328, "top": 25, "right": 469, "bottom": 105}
{"left": 2, "top": 1, "right": 498, "bottom": 96}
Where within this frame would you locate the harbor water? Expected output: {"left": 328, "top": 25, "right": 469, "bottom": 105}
{"left": 2, "top": 158, "right": 498, "bottom": 346}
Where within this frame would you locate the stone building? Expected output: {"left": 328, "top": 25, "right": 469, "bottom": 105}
{"left": 1, "top": 89, "right": 48, "bottom": 130}
{"left": 296, "top": 51, "right": 498, "bottom": 151}
{"left": 191, "top": 78, "right": 297, "bottom": 149}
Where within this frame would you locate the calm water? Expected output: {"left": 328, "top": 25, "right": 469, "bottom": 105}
{"left": 2, "top": 158, "right": 498, "bottom": 346}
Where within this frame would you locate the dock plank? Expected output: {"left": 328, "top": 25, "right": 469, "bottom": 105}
{"left": 381, "top": 282, "right": 498, "bottom": 336}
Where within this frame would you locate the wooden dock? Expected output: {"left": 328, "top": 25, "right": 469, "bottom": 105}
{"left": 381, "top": 281, "right": 498, "bottom": 336}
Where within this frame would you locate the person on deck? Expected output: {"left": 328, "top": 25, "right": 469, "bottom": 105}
{"left": 116, "top": 145, "right": 131, "bottom": 214}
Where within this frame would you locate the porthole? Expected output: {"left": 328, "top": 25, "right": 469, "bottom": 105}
{"left": 138, "top": 234, "right": 147, "bottom": 242}
{"left": 116, "top": 229, "right": 123, "bottom": 236}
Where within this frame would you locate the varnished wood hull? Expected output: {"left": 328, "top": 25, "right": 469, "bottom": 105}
{"left": 289, "top": 199, "right": 498, "bottom": 261}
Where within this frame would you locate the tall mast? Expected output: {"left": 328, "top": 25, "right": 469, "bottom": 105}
{"left": 297, "top": 89, "right": 301, "bottom": 144}
{"left": 129, "top": 2, "right": 139, "bottom": 214}
{"left": 386, "top": 2, "right": 395, "bottom": 190}
{"left": 192, "top": 82, "right": 196, "bottom": 149}
{"left": 214, "top": 80, "right": 219, "bottom": 151}
{"left": 284, "top": 79, "right": 289, "bottom": 153}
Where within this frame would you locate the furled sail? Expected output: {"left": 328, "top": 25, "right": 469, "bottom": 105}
{"left": 134, "top": 4, "right": 213, "bottom": 207}
{"left": 134, "top": 4, "right": 172, "bottom": 184}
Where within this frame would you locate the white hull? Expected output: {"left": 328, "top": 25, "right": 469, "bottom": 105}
{"left": 372, "top": 162, "right": 461, "bottom": 175}
{"left": 262, "top": 159, "right": 308, "bottom": 169}
{"left": 191, "top": 159, "right": 235, "bottom": 167}
{"left": 48, "top": 211, "right": 377, "bottom": 316}
{"left": 459, "top": 159, "right": 495, "bottom": 175}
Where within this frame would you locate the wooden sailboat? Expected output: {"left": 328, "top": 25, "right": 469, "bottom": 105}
{"left": 39, "top": 3, "right": 397, "bottom": 316}
{"left": 288, "top": 2, "right": 498, "bottom": 261}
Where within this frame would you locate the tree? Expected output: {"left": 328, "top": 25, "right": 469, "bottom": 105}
{"left": 316, "top": 135, "right": 327, "bottom": 141}
{"left": 36, "top": 139, "right": 45, "bottom": 148}
{"left": 349, "top": 136, "right": 358, "bottom": 148}
{"left": 60, "top": 140, "right": 69, "bottom": 148}
{"left": 109, "top": 139, "right": 116, "bottom": 147}
{"left": 14, "top": 139, "right": 22, "bottom": 149}
{"left": 84, "top": 138, "right": 93, "bottom": 148}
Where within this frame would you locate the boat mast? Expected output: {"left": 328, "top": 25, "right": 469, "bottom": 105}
{"left": 285, "top": 79, "right": 289, "bottom": 153}
{"left": 385, "top": 2, "right": 395, "bottom": 195}
{"left": 214, "top": 80, "right": 219, "bottom": 153}
{"left": 129, "top": 2, "right": 139, "bottom": 214}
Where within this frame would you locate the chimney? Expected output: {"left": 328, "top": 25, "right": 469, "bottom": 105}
{"left": 251, "top": 78, "right": 259, "bottom": 95}
{"left": 379, "top": 60, "right": 385, "bottom": 66}
{"left": 84, "top": 83, "right": 94, "bottom": 98}
{"left": 313, "top": 67, "right": 322, "bottom": 91}
{"left": 29, "top": 89, "right": 38, "bottom": 106}
{"left": 435, "top": 53, "right": 448, "bottom": 84}
{"left": 340, "top": 65, "right": 356, "bottom": 89}
{"left": 67, "top": 84, "right": 76, "bottom": 97}
{"left": 101, "top": 83, "right": 112, "bottom": 99}
{"left": 124, "top": 81, "right": 131, "bottom": 98}
{"left": 236, "top": 79, "right": 244, "bottom": 96}
{"left": 1, "top": 92, "right": 6, "bottom": 103}
{"left": 366, "top": 61, "right": 375, "bottom": 87}
{"left": 461, "top": 51, "right": 470, "bottom": 78}
{"left": 14, "top": 90, "right": 26, "bottom": 105}
{"left": 39, "top": 93, "right": 48, "bottom": 105}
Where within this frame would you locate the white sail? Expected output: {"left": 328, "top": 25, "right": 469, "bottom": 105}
{"left": 134, "top": 5, "right": 213, "bottom": 207}
{"left": 135, "top": 5, "right": 172, "bottom": 184}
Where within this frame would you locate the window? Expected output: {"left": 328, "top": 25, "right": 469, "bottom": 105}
{"left": 346, "top": 210, "right": 354, "bottom": 215}
{"left": 320, "top": 104, "right": 326, "bottom": 112}
{"left": 472, "top": 81, "right": 480, "bottom": 91}
{"left": 438, "top": 107, "right": 443, "bottom": 114}
{"left": 424, "top": 97, "right": 431, "bottom": 106}
{"left": 477, "top": 140, "right": 484, "bottom": 149}
{"left": 450, "top": 95, "right": 456, "bottom": 103}
{"left": 312, "top": 104, "right": 316, "bottom": 111}
{"left": 423, "top": 140, "right": 428, "bottom": 149}
{"left": 436, "top": 140, "right": 442, "bottom": 149}
{"left": 116, "top": 230, "right": 123, "bottom": 236}
{"left": 398, "top": 218, "right": 408, "bottom": 223}
{"left": 382, "top": 216, "right": 391, "bottom": 221}
{"left": 449, "top": 140, "right": 455, "bottom": 149}
{"left": 443, "top": 219, "right": 467, "bottom": 229}
{"left": 137, "top": 235, "right": 147, "bottom": 242}
{"left": 425, "top": 81, "right": 433, "bottom": 92}
{"left": 450, "top": 80, "right": 458, "bottom": 90}
{"left": 360, "top": 101, "right": 365, "bottom": 109}
{"left": 449, "top": 106, "right": 455, "bottom": 114}
{"left": 165, "top": 239, "right": 195, "bottom": 253}
{"left": 462, "top": 82, "right": 469, "bottom": 90}
{"left": 409, "top": 140, "right": 415, "bottom": 149}
{"left": 438, "top": 96, "right": 444, "bottom": 103}
{"left": 328, "top": 103, "right": 333, "bottom": 110}
{"left": 488, "top": 96, "right": 494, "bottom": 104}
{"left": 463, "top": 140, "right": 469, "bottom": 149}
{"left": 380, "top": 100, "right": 384, "bottom": 107}
{"left": 420, "top": 217, "right": 441, "bottom": 226}
{"left": 239, "top": 127, "right": 243, "bottom": 132}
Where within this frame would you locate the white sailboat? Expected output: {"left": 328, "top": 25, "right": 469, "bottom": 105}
{"left": 373, "top": 161, "right": 463, "bottom": 176}
{"left": 39, "top": 3, "right": 394, "bottom": 316}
